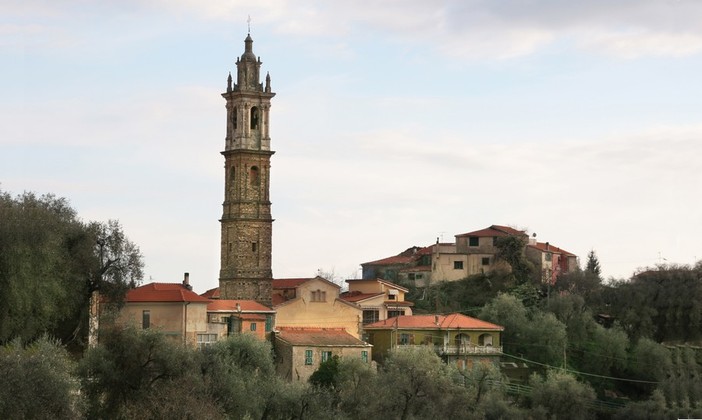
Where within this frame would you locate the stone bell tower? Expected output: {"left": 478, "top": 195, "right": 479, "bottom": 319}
{"left": 219, "top": 33, "right": 275, "bottom": 305}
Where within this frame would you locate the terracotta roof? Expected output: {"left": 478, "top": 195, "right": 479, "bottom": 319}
{"left": 364, "top": 313, "right": 503, "bottom": 331}
{"left": 528, "top": 242, "right": 576, "bottom": 257}
{"left": 238, "top": 313, "right": 267, "bottom": 321}
{"left": 456, "top": 225, "right": 526, "bottom": 238}
{"left": 276, "top": 327, "right": 370, "bottom": 347}
{"left": 272, "top": 278, "right": 311, "bottom": 289}
{"left": 125, "top": 283, "right": 211, "bottom": 303}
{"left": 271, "top": 294, "right": 287, "bottom": 306}
{"left": 339, "top": 291, "right": 384, "bottom": 303}
{"left": 201, "top": 287, "right": 220, "bottom": 299}
{"left": 207, "top": 299, "right": 274, "bottom": 312}
{"left": 361, "top": 254, "right": 415, "bottom": 266}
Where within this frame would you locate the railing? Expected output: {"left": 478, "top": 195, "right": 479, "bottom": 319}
{"left": 437, "top": 345, "right": 502, "bottom": 355}
{"left": 395, "top": 344, "right": 502, "bottom": 355}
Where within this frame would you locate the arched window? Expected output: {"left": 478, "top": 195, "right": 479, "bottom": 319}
{"left": 250, "top": 106, "right": 259, "bottom": 129}
{"left": 250, "top": 166, "right": 259, "bottom": 185}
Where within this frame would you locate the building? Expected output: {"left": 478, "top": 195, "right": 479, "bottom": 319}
{"left": 364, "top": 313, "right": 503, "bottom": 369}
{"left": 362, "top": 225, "right": 578, "bottom": 286}
{"left": 526, "top": 241, "right": 579, "bottom": 285}
{"left": 272, "top": 277, "right": 364, "bottom": 339}
{"left": 273, "top": 327, "right": 372, "bottom": 382}
{"left": 115, "top": 275, "right": 210, "bottom": 347}
{"left": 218, "top": 33, "right": 276, "bottom": 306}
{"left": 205, "top": 299, "right": 276, "bottom": 341}
{"left": 340, "top": 278, "right": 414, "bottom": 325}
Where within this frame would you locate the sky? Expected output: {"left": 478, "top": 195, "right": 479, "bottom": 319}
{"left": 2, "top": 0, "right": 701, "bottom": 293}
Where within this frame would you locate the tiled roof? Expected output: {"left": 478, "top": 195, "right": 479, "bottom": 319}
{"left": 272, "top": 278, "right": 311, "bottom": 289}
{"left": 528, "top": 242, "right": 576, "bottom": 257}
{"left": 361, "top": 254, "right": 415, "bottom": 266}
{"left": 276, "top": 327, "right": 370, "bottom": 347}
{"left": 125, "top": 283, "right": 211, "bottom": 303}
{"left": 201, "top": 287, "right": 220, "bottom": 299}
{"left": 207, "top": 299, "right": 274, "bottom": 312}
{"left": 456, "top": 225, "right": 526, "bottom": 238}
{"left": 339, "top": 291, "right": 384, "bottom": 303}
{"left": 384, "top": 300, "right": 414, "bottom": 307}
{"left": 271, "top": 294, "right": 288, "bottom": 306}
{"left": 364, "top": 313, "right": 503, "bottom": 331}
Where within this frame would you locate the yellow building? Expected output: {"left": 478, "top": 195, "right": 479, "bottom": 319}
{"left": 272, "top": 276, "right": 363, "bottom": 339}
{"left": 364, "top": 313, "right": 503, "bottom": 369}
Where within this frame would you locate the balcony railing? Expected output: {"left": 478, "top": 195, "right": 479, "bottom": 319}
{"left": 396, "top": 344, "right": 502, "bottom": 355}
{"left": 438, "top": 344, "right": 502, "bottom": 355}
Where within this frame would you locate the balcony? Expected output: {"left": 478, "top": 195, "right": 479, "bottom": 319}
{"left": 437, "top": 344, "right": 502, "bottom": 355}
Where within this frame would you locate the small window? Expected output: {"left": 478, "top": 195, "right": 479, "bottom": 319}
{"left": 387, "top": 294, "right": 396, "bottom": 301}
{"left": 408, "top": 273, "right": 415, "bottom": 280}
{"left": 305, "top": 350, "right": 313, "bottom": 365}
{"left": 265, "top": 315, "right": 273, "bottom": 332}
{"left": 454, "top": 261, "right": 464, "bottom": 270}
{"left": 400, "top": 333, "right": 409, "bottom": 345}
{"left": 233, "top": 106, "right": 238, "bottom": 129}
{"left": 469, "top": 237, "right": 479, "bottom": 246}
{"left": 361, "top": 351, "right": 368, "bottom": 363}
{"left": 415, "top": 273, "right": 423, "bottom": 279}
{"left": 250, "top": 106, "right": 259, "bottom": 129}
{"left": 250, "top": 166, "right": 259, "bottom": 185}
{"left": 197, "top": 333, "right": 217, "bottom": 350}
{"left": 363, "top": 310, "right": 379, "bottom": 324}
{"left": 322, "top": 351, "right": 332, "bottom": 363}
{"left": 388, "top": 310, "right": 404, "bottom": 318}
{"left": 482, "top": 257, "right": 490, "bottom": 266}
{"left": 311, "top": 290, "right": 326, "bottom": 302}
{"left": 545, "top": 252, "right": 552, "bottom": 262}
{"left": 250, "top": 322, "right": 257, "bottom": 331}
{"left": 252, "top": 242, "right": 257, "bottom": 252}
{"left": 142, "top": 310, "right": 150, "bottom": 329}
{"left": 230, "top": 166, "right": 236, "bottom": 182}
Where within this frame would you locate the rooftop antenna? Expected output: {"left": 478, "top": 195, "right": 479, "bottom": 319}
{"left": 247, "top": 15, "right": 251, "bottom": 34}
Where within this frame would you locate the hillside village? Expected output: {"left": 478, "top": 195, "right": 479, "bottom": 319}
{"left": 109, "top": 34, "right": 580, "bottom": 383}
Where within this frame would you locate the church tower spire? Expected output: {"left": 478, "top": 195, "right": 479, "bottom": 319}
{"left": 219, "top": 34, "right": 275, "bottom": 305}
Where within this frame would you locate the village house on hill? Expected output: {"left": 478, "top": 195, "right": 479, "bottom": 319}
{"left": 362, "top": 224, "right": 578, "bottom": 286}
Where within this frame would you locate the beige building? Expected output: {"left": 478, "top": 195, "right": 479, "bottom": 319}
{"left": 340, "top": 278, "right": 413, "bottom": 325}
{"left": 362, "top": 225, "right": 578, "bottom": 286}
{"left": 274, "top": 327, "right": 372, "bottom": 382}
{"left": 116, "top": 278, "right": 210, "bottom": 347}
{"left": 272, "top": 277, "right": 363, "bottom": 339}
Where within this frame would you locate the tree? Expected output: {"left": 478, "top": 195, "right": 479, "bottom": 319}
{"left": 494, "top": 234, "right": 534, "bottom": 285}
{"left": 529, "top": 370, "right": 596, "bottom": 420}
{"left": 78, "top": 325, "right": 202, "bottom": 418}
{"left": 0, "top": 190, "right": 143, "bottom": 349}
{"left": 0, "top": 336, "right": 84, "bottom": 419}
{"left": 585, "top": 249, "right": 602, "bottom": 278}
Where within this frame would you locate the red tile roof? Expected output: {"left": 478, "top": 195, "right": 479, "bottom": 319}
{"left": 201, "top": 287, "right": 220, "bottom": 299}
{"left": 125, "top": 283, "right": 211, "bottom": 303}
{"left": 271, "top": 294, "right": 287, "bottom": 306}
{"left": 272, "top": 278, "right": 311, "bottom": 289}
{"left": 364, "top": 313, "right": 503, "bottom": 331}
{"left": 528, "top": 242, "right": 576, "bottom": 257}
{"left": 207, "top": 299, "right": 274, "bottom": 312}
{"left": 456, "top": 225, "right": 526, "bottom": 238}
{"left": 276, "top": 327, "right": 370, "bottom": 347}
{"left": 361, "top": 254, "right": 415, "bottom": 266}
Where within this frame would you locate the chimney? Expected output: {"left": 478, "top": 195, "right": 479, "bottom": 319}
{"left": 434, "top": 315, "right": 440, "bottom": 326}
{"left": 183, "top": 272, "right": 192, "bottom": 290}
{"left": 545, "top": 242, "right": 550, "bottom": 251}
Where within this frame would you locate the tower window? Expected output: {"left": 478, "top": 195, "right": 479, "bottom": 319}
{"left": 250, "top": 106, "right": 259, "bottom": 129}
{"left": 252, "top": 242, "right": 257, "bottom": 252}
{"left": 230, "top": 166, "right": 236, "bottom": 182}
{"left": 250, "top": 166, "right": 259, "bottom": 185}
{"left": 232, "top": 106, "right": 238, "bottom": 129}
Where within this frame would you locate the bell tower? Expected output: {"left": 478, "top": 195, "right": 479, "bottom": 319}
{"left": 219, "top": 33, "right": 275, "bottom": 305}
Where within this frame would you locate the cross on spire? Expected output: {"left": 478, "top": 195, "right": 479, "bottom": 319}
{"left": 247, "top": 15, "right": 251, "bottom": 34}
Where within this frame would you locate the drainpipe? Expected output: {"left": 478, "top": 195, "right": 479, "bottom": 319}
{"left": 183, "top": 301, "right": 190, "bottom": 345}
